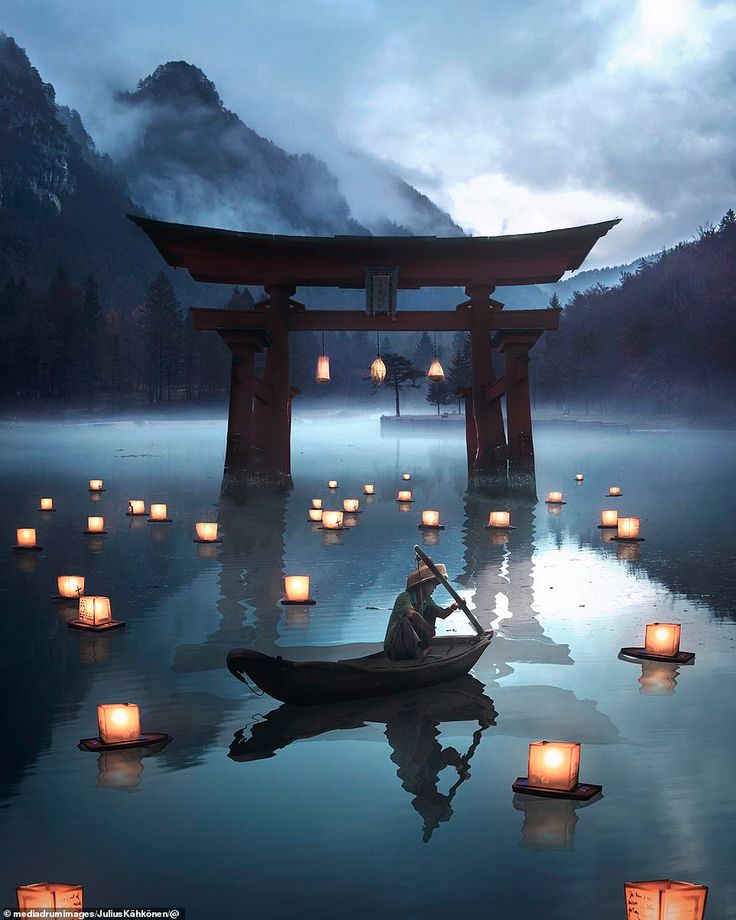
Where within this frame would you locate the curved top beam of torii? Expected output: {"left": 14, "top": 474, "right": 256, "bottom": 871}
{"left": 128, "top": 215, "right": 620, "bottom": 289}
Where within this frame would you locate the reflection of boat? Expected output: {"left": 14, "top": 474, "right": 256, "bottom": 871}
{"left": 229, "top": 676, "right": 496, "bottom": 842}
{"left": 227, "top": 633, "right": 493, "bottom": 705}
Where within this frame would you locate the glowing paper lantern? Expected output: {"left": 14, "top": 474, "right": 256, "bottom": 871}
{"left": 370, "top": 355, "right": 386, "bottom": 384}
{"left": 363, "top": 484, "right": 375, "bottom": 495}
{"left": 608, "top": 486, "right": 622, "bottom": 497}
{"left": 321, "top": 510, "right": 344, "bottom": 529}
{"left": 40, "top": 497, "right": 55, "bottom": 511}
{"left": 343, "top": 499, "right": 360, "bottom": 513}
{"left": 311, "top": 498, "right": 323, "bottom": 509}
{"left": 527, "top": 741, "right": 581, "bottom": 792}
{"left": 89, "top": 479, "right": 104, "bottom": 492}
{"left": 575, "top": 474, "right": 584, "bottom": 483}
{"left": 148, "top": 503, "right": 171, "bottom": 522}
{"left": 396, "top": 490, "right": 413, "bottom": 503}
{"left": 421, "top": 509, "right": 441, "bottom": 528}
{"left": 15, "top": 527, "right": 40, "bottom": 549}
{"left": 600, "top": 509, "right": 618, "bottom": 528}
{"left": 315, "top": 354, "right": 331, "bottom": 384}
{"left": 16, "top": 883, "right": 83, "bottom": 913}
{"left": 85, "top": 516, "right": 106, "bottom": 534}
{"left": 427, "top": 358, "right": 445, "bottom": 381}
{"left": 617, "top": 517, "right": 641, "bottom": 540}
{"left": 127, "top": 500, "right": 146, "bottom": 516}
{"left": 282, "top": 575, "right": 314, "bottom": 604}
{"left": 545, "top": 491, "right": 564, "bottom": 504}
{"left": 308, "top": 508, "right": 323, "bottom": 522}
{"left": 327, "top": 480, "right": 338, "bottom": 489}
{"left": 57, "top": 575, "right": 85, "bottom": 599}
{"left": 488, "top": 511, "right": 511, "bottom": 529}
{"left": 97, "top": 703, "right": 141, "bottom": 745}
{"left": 194, "top": 522, "right": 219, "bottom": 542}
{"left": 402, "top": 473, "right": 411, "bottom": 481}
{"left": 78, "top": 596, "right": 112, "bottom": 627}
{"left": 644, "top": 623, "right": 681, "bottom": 658}
{"left": 624, "top": 880, "right": 708, "bottom": 920}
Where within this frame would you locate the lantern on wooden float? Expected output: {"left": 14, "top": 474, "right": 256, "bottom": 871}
{"left": 321, "top": 510, "right": 345, "bottom": 530}
{"left": 427, "top": 335, "right": 444, "bottom": 381}
{"left": 327, "top": 480, "right": 338, "bottom": 490}
{"left": 54, "top": 575, "right": 85, "bottom": 602}
{"left": 311, "top": 498, "right": 323, "bottom": 509}
{"left": 40, "top": 497, "right": 55, "bottom": 511}
{"left": 88, "top": 479, "right": 104, "bottom": 492}
{"left": 194, "top": 522, "right": 220, "bottom": 544}
{"left": 624, "top": 880, "right": 708, "bottom": 920}
{"left": 343, "top": 498, "right": 361, "bottom": 514}
{"left": 127, "top": 500, "right": 146, "bottom": 516}
{"left": 308, "top": 508, "right": 323, "bottom": 522}
{"left": 402, "top": 472, "right": 411, "bottom": 481}
{"left": 70, "top": 595, "right": 124, "bottom": 632}
{"left": 148, "top": 503, "right": 171, "bottom": 522}
{"left": 281, "top": 575, "right": 316, "bottom": 605}
{"left": 84, "top": 515, "right": 107, "bottom": 535}
{"left": 419, "top": 509, "right": 444, "bottom": 530}
{"left": 515, "top": 797, "right": 578, "bottom": 851}
{"left": 486, "top": 511, "right": 512, "bottom": 530}
{"left": 513, "top": 740, "right": 602, "bottom": 800}
{"left": 396, "top": 490, "right": 413, "bottom": 503}
{"left": 363, "top": 484, "right": 375, "bottom": 495}
{"left": 14, "top": 527, "right": 42, "bottom": 551}
{"left": 545, "top": 491, "right": 565, "bottom": 505}
{"left": 315, "top": 332, "right": 330, "bottom": 384}
{"left": 370, "top": 334, "right": 386, "bottom": 385}
{"left": 608, "top": 486, "right": 622, "bottom": 497}
{"left": 16, "top": 883, "right": 83, "bottom": 914}
{"left": 80, "top": 702, "right": 171, "bottom": 751}
{"left": 615, "top": 516, "right": 643, "bottom": 541}
{"left": 575, "top": 474, "right": 584, "bottom": 483}
{"left": 598, "top": 509, "right": 618, "bottom": 529}
{"left": 619, "top": 622, "right": 694, "bottom": 664}
{"left": 638, "top": 661, "right": 679, "bottom": 695}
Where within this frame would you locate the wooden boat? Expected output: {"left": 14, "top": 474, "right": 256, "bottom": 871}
{"left": 226, "top": 631, "right": 494, "bottom": 706}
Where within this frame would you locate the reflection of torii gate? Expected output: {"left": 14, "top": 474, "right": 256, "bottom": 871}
{"left": 131, "top": 216, "right": 619, "bottom": 479}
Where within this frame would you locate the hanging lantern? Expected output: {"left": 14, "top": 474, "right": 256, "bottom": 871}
{"left": 88, "top": 479, "right": 104, "bottom": 492}
{"left": 419, "top": 510, "right": 443, "bottom": 530}
{"left": 545, "top": 491, "right": 565, "bottom": 504}
{"left": 343, "top": 499, "right": 360, "bottom": 513}
{"left": 194, "top": 522, "right": 220, "bottom": 543}
{"left": 396, "top": 490, "right": 413, "bottom": 503}
{"left": 127, "top": 500, "right": 146, "bottom": 516}
{"left": 14, "top": 527, "right": 42, "bottom": 551}
{"left": 486, "top": 511, "right": 511, "bottom": 529}
{"left": 308, "top": 508, "right": 323, "bottom": 522}
{"left": 148, "top": 503, "right": 171, "bottom": 522}
{"left": 16, "top": 883, "right": 83, "bottom": 913}
{"left": 624, "top": 880, "right": 708, "bottom": 920}
{"left": 55, "top": 575, "right": 85, "bottom": 601}
{"left": 327, "top": 480, "right": 338, "bottom": 490}
{"left": 281, "top": 575, "right": 315, "bottom": 605}
{"left": 616, "top": 516, "right": 642, "bottom": 540}
{"left": 608, "top": 486, "right": 622, "bottom": 497}
{"left": 70, "top": 595, "right": 124, "bottom": 632}
{"left": 85, "top": 516, "right": 107, "bottom": 534}
{"left": 370, "top": 355, "right": 386, "bottom": 385}
{"left": 311, "top": 498, "right": 323, "bottom": 509}
{"left": 599, "top": 509, "right": 619, "bottom": 528}
{"left": 427, "top": 334, "right": 445, "bottom": 381}
{"left": 321, "top": 510, "right": 345, "bottom": 530}
{"left": 40, "top": 497, "right": 55, "bottom": 511}
{"left": 513, "top": 740, "right": 602, "bottom": 800}
{"left": 315, "top": 331, "right": 330, "bottom": 383}
{"left": 575, "top": 474, "right": 584, "bottom": 483}
{"left": 363, "top": 484, "right": 375, "bottom": 495}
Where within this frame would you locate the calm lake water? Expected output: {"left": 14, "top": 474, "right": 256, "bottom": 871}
{"left": 1, "top": 413, "right": 735, "bottom": 919}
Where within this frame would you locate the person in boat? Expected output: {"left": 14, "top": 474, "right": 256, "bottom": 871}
{"left": 384, "top": 562, "right": 460, "bottom": 661}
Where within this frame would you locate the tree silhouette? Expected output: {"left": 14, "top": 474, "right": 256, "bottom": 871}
{"left": 371, "top": 352, "right": 423, "bottom": 416}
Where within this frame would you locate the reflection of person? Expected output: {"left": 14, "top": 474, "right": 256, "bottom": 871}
{"left": 384, "top": 562, "right": 459, "bottom": 660}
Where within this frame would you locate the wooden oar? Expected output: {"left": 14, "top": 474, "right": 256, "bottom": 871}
{"left": 414, "top": 545, "right": 485, "bottom": 637}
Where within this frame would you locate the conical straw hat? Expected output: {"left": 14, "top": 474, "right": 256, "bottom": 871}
{"left": 407, "top": 562, "right": 447, "bottom": 590}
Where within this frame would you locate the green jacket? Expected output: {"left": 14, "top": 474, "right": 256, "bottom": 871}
{"left": 384, "top": 587, "right": 447, "bottom": 654}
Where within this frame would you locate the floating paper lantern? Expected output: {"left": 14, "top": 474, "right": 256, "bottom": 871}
{"left": 421, "top": 509, "right": 441, "bottom": 528}
{"left": 608, "top": 486, "right": 622, "bottom": 497}
{"left": 363, "top": 484, "right": 375, "bottom": 495}
{"left": 56, "top": 575, "right": 85, "bottom": 599}
{"left": 402, "top": 473, "right": 411, "bottom": 481}
{"left": 16, "top": 883, "right": 83, "bottom": 913}
{"left": 545, "top": 491, "right": 564, "bottom": 504}
{"left": 311, "top": 498, "right": 323, "bottom": 509}
{"left": 396, "top": 490, "right": 413, "bottom": 503}
{"left": 327, "top": 480, "right": 338, "bottom": 490}
{"left": 40, "top": 497, "right": 55, "bottom": 511}
{"left": 599, "top": 509, "right": 618, "bottom": 528}
{"left": 14, "top": 527, "right": 41, "bottom": 551}
{"left": 528, "top": 741, "right": 581, "bottom": 792}
{"left": 282, "top": 575, "right": 315, "bottom": 605}
{"left": 427, "top": 358, "right": 445, "bottom": 382}
{"left": 308, "top": 508, "right": 323, "bottom": 522}
{"left": 194, "top": 522, "right": 220, "bottom": 543}
{"left": 315, "top": 354, "right": 330, "bottom": 384}
{"left": 148, "top": 503, "right": 171, "bottom": 522}
{"left": 85, "top": 516, "right": 106, "bottom": 534}
{"left": 645, "top": 623, "right": 681, "bottom": 658}
{"left": 624, "top": 880, "right": 708, "bottom": 920}
{"left": 343, "top": 498, "right": 360, "bottom": 513}
{"left": 88, "top": 479, "right": 104, "bottom": 492}
{"left": 97, "top": 703, "right": 141, "bottom": 745}
{"left": 617, "top": 516, "right": 641, "bottom": 540}
{"left": 575, "top": 474, "right": 584, "bottom": 483}
{"left": 321, "top": 510, "right": 344, "bottom": 529}
{"left": 127, "top": 500, "right": 146, "bottom": 516}
{"left": 72, "top": 595, "right": 117, "bottom": 631}
{"left": 487, "top": 511, "right": 511, "bottom": 529}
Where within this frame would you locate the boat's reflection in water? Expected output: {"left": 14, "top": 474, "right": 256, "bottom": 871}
{"left": 229, "top": 676, "right": 496, "bottom": 843}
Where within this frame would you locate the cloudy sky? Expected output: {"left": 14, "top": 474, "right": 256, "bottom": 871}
{"left": 4, "top": 0, "right": 735, "bottom": 266}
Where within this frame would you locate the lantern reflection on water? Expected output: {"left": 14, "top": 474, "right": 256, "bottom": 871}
{"left": 194, "top": 522, "right": 220, "bottom": 543}
{"left": 14, "top": 527, "right": 42, "bottom": 551}
{"left": 282, "top": 575, "right": 315, "bottom": 605}
{"left": 514, "top": 796, "right": 578, "bottom": 851}
{"left": 638, "top": 661, "right": 679, "bottom": 695}
{"left": 97, "top": 749, "right": 144, "bottom": 791}
{"left": 40, "top": 497, "right": 55, "bottom": 511}
{"left": 16, "top": 883, "right": 83, "bottom": 914}
{"left": 84, "top": 516, "right": 106, "bottom": 534}
{"left": 624, "top": 879, "right": 708, "bottom": 920}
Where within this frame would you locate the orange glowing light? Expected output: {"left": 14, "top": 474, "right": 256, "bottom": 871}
{"left": 427, "top": 358, "right": 445, "bottom": 381}
{"left": 527, "top": 741, "right": 581, "bottom": 792}
{"left": 575, "top": 474, "right": 584, "bottom": 482}
{"left": 327, "top": 480, "right": 338, "bottom": 489}
{"left": 16, "top": 528, "right": 38, "bottom": 548}
{"left": 397, "top": 490, "right": 412, "bottom": 502}
{"left": 284, "top": 575, "right": 311, "bottom": 603}
{"left": 402, "top": 473, "right": 411, "bottom": 481}
{"left": 488, "top": 511, "right": 510, "bottom": 529}
{"left": 315, "top": 354, "right": 331, "bottom": 384}
{"left": 149, "top": 503, "right": 169, "bottom": 521}
{"left": 321, "top": 510, "right": 344, "bottom": 529}
{"left": 608, "top": 486, "right": 622, "bottom": 496}
{"left": 363, "top": 484, "right": 375, "bottom": 495}
{"left": 40, "top": 497, "right": 54, "bottom": 510}
{"left": 195, "top": 522, "right": 218, "bottom": 542}
{"left": 546, "top": 491, "right": 564, "bottom": 504}
{"left": 16, "top": 883, "right": 83, "bottom": 914}
{"left": 128, "top": 500, "right": 145, "bottom": 515}
{"left": 308, "top": 508, "right": 323, "bottom": 522}
{"left": 644, "top": 623, "right": 681, "bottom": 658}
{"left": 617, "top": 517, "right": 640, "bottom": 539}
{"left": 624, "top": 879, "right": 708, "bottom": 920}
{"left": 311, "top": 498, "right": 323, "bottom": 509}
{"left": 97, "top": 703, "right": 142, "bottom": 744}
{"left": 601, "top": 509, "right": 618, "bottom": 527}
{"left": 370, "top": 355, "right": 386, "bottom": 384}
{"left": 86, "top": 516, "right": 105, "bottom": 533}
{"left": 78, "top": 596, "right": 112, "bottom": 627}
{"left": 57, "top": 575, "right": 85, "bottom": 599}
{"left": 89, "top": 479, "right": 104, "bottom": 491}
{"left": 343, "top": 499, "right": 360, "bottom": 513}
{"left": 421, "top": 509, "right": 440, "bottom": 527}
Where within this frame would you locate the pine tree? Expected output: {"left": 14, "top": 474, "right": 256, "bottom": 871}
{"left": 548, "top": 292, "right": 562, "bottom": 310}
{"left": 426, "top": 376, "right": 453, "bottom": 415}
{"left": 370, "top": 353, "right": 423, "bottom": 416}
{"left": 446, "top": 332, "right": 471, "bottom": 410}
{"left": 143, "top": 272, "right": 183, "bottom": 402}
{"left": 413, "top": 331, "right": 434, "bottom": 373}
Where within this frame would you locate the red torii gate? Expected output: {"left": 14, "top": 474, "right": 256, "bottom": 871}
{"left": 130, "top": 216, "right": 619, "bottom": 480}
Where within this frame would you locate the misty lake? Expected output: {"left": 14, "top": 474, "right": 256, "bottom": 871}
{"left": 1, "top": 413, "right": 735, "bottom": 919}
